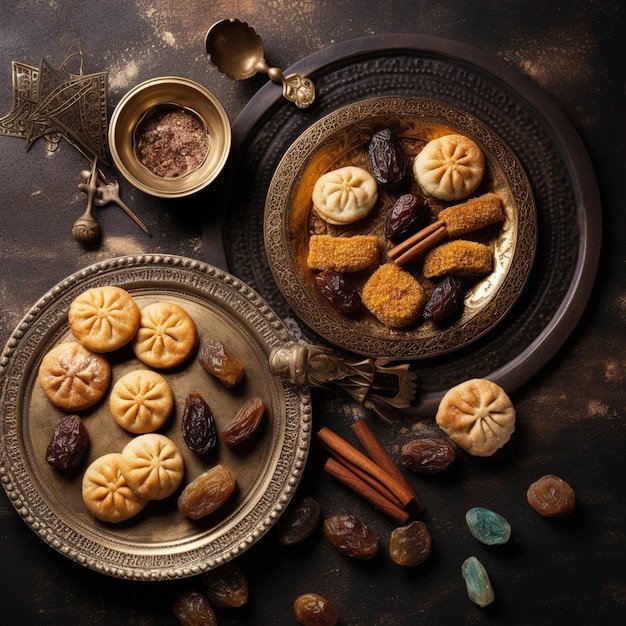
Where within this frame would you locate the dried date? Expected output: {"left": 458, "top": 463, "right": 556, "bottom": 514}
{"left": 220, "top": 396, "right": 265, "bottom": 446}
{"left": 294, "top": 592, "right": 338, "bottom": 626}
{"left": 315, "top": 270, "right": 363, "bottom": 315}
{"left": 201, "top": 561, "right": 248, "bottom": 608}
{"left": 45, "top": 414, "right": 89, "bottom": 470}
{"left": 198, "top": 339, "right": 244, "bottom": 387}
{"left": 423, "top": 276, "right": 464, "bottom": 323}
{"left": 323, "top": 513, "right": 378, "bottom": 559}
{"left": 276, "top": 496, "right": 321, "bottom": 545}
{"left": 368, "top": 128, "right": 406, "bottom": 187}
{"left": 384, "top": 193, "right": 428, "bottom": 241}
{"left": 389, "top": 520, "right": 432, "bottom": 566}
{"left": 400, "top": 438, "right": 456, "bottom": 474}
{"left": 173, "top": 589, "right": 217, "bottom": 626}
{"left": 178, "top": 464, "right": 236, "bottom": 520}
{"left": 527, "top": 474, "right": 575, "bottom": 517}
{"left": 181, "top": 392, "right": 217, "bottom": 455}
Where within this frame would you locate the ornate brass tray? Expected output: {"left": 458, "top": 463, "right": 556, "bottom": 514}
{"left": 0, "top": 255, "right": 311, "bottom": 580}
{"left": 264, "top": 96, "right": 536, "bottom": 359}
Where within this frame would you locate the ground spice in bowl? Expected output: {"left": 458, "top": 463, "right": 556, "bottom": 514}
{"left": 134, "top": 105, "right": 210, "bottom": 178}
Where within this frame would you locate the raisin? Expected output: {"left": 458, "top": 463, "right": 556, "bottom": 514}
{"left": 323, "top": 513, "right": 378, "bottom": 559}
{"left": 384, "top": 193, "right": 428, "bottom": 241}
{"left": 423, "top": 276, "right": 464, "bottom": 323}
{"left": 220, "top": 396, "right": 265, "bottom": 446}
{"left": 389, "top": 520, "right": 432, "bottom": 566}
{"left": 200, "top": 561, "right": 248, "bottom": 608}
{"left": 276, "top": 497, "right": 321, "bottom": 545}
{"left": 181, "top": 392, "right": 217, "bottom": 454}
{"left": 527, "top": 474, "right": 575, "bottom": 517}
{"left": 465, "top": 507, "right": 511, "bottom": 545}
{"left": 294, "top": 593, "right": 339, "bottom": 626}
{"left": 315, "top": 270, "right": 363, "bottom": 315}
{"left": 198, "top": 339, "right": 244, "bottom": 387}
{"left": 173, "top": 589, "right": 217, "bottom": 626}
{"left": 461, "top": 556, "right": 495, "bottom": 607}
{"left": 400, "top": 438, "right": 456, "bottom": 474}
{"left": 45, "top": 414, "right": 89, "bottom": 470}
{"left": 177, "top": 464, "right": 236, "bottom": 520}
{"left": 368, "top": 128, "right": 406, "bottom": 187}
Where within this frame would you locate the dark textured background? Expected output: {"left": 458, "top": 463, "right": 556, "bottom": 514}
{"left": 1, "top": 1, "right": 624, "bottom": 624}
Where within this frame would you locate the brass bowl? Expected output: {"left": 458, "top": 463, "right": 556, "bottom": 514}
{"left": 108, "top": 77, "right": 231, "bottom": 198}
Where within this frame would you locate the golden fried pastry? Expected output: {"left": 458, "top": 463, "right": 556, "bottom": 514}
{"left": 312, "top": 166, "right": 378, "bottom": 224}
{"left": 109, "top": 369, "right": 174, "bottom": 434}
{"left": 435, "top": 378, "right": 515, "bottom": 456}
{"left": 82, "top": 453, "right": 148, "bottom": 523}
{"left": 131, "top": 301, "right": 197, "bottom": 369}
{"left": 38, "top": 341, "right": 111, "bottom": 411}
{"left": 437, "top": 192, "right": 503, "bottom": 238}
{"left": 307, "top": 234, "right": 380, "bottom": 273}
{"left": 413, "top": 134, "right": 485, "bottom": 201}
{"left": 422, "top": 240, "right": 492, "bottom": 278}
{"left": 119, "top": 434, "right": 185, "bottom": 500}
{"left": 361, "top": 263, "right": 427, "bottom": 328}
{"left": 68, "top": 286, "right": 140, "bottom": 353}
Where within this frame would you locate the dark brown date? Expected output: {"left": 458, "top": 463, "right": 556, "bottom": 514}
{"left": 294, "top": 593, "right": 339, "bottom": 626}
{"left": 46, "top": 414, "right": 89, "bottom": 470}
{"left": 220, "top": 396, "right": 265, "bottom": 446}
{"left": 400, "top": 438, "right": 456, "bottom": 474}
{"left": 384, "top": 193, "right": 428, "bottom": 241}
{"left": 276, "top": 496, "right": 321, "bottom": 545}
{"left": 315, "top": 270, "right": 363, "bottom": 315}
{"left": 527, "top": 474, "right": 576, "bottom": 517}
{"left": 389, "top": 520, "right": 432, "bottom": 566}
{"left": 368, "top": 128, "right": 406, "bottom": 187}
{"left": 201, "top": 561, "right": 248, "bottom": 608}
{"left": 423, "top": 276, "right": 464, "bottom": 323}
{"left": 181, "top": 392, "right": 217, "bottom": 454}
{"left": 173, "top": 589, "right": 217, "bottom": 626}
{"left": 198, "top": 339, "right": 244, "bottom": 388}
{"left": 323, "top": 513, "right": 378, "bottom": 559}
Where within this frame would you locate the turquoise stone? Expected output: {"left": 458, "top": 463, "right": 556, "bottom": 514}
{"left": 465, "top": 507, "right": 511, "bottom": 545}
{"left": 461, "top": 556, "right": 495, "bottom": 607}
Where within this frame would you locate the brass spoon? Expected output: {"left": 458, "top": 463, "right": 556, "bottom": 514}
{"left": 205, "top": 19, "right": 315, "bottom": 109}
{"left": 72, "top": 156, "right": 100, "bottom": 245}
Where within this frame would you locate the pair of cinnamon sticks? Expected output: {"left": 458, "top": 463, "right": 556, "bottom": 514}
{"left": 318, "top": 421, "right": 423, "bottom": 525}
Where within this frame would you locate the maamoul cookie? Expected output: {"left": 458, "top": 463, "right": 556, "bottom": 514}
{"left": 307, "top": 234, "right": 380, "bottom": 273}
{"left": 361, "top": 263, "right": 427, "bottom": 328}
{"left": 413, "top": 134, "right": 485, "bottom": 201}
{"left": 119, "top": 434, "right": 185, "bottom": 500}
{"left": 82, "top": 453, "right": 148, "bottom": 523}
{"left": 68, "top": 285, "right": 140, "bottom": 352}
{"left": 109, "top": 369, "right": 174, "bottom": 434}
{"left": 38, "top": 341, "right": 111, "bottom": 411}
{"left": 312, "top": 166, "right": 378, "bottom": 224}
{"left": 131, "top": 301, "right": 197, "bottom": 368}
{"left": 422, "top": 240, "right": 493, "bottom": 278}
{"left": 435, "top": 378, "right": 515, "bottom": 456}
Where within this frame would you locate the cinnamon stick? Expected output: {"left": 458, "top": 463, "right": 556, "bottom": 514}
{"left": 392, "top": 225, "right": 448, "bottom": 265}
{"left": 351, "top": 420, "right": 424, "bottom": 515}
{"left": 388, "top": 219, "right": 444, "bottom": 259}
{"left": 317, "top": 427, "right": 414, "bottom": 508}
{"left": 324, "top": 457, "right": 409, "bottom": 525}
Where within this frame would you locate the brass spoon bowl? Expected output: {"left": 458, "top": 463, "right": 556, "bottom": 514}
{"left": 205, "top": 19, "right": 315, "bottom": 109}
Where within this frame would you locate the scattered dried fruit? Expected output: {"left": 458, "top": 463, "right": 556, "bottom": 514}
{"left": 177, "top": 464, "right": 236, "bottom": 520}
{"left": 220, "top": 396, "right": 265, "bottom": 446}
{"left": 461, "top": 556, "right": 495, "bottom": 607}
{"left": 201, "top": 561, "right": 248, "bottom": 608}
{"left": 173, "top": 589, "right": 217, "bottom": 626}
{"left": 45, "top": 414, "right": 89, "bottom": 470}
{"left": 384, "top": 192, "right": 428, "bottom": 241}
{"left": 276, "top": 497, "right": 321, "bottom": 545}
{"left": 400, "top": 438, "right": 456, "bottom": 474}
{"left": 323, "top": 513, "right": 378, "bottom": 559}
{"left": 423, "top": 276, "right": 464, "bottom": 323}
{"left": 389, "top": 520, "right": 432, "bottom": 566}
{"left": 294, "top": 593, "right": 339, "bottom": 626}
{"left": 315, "top": 270, "right": 363, "bottom": 315}
{"left": 368, "top": 127, "right": 406, "bottom": 187}
{"left": 465, "top": 507, "right": 511, "bottom": 545}
{"left": 527, "top": 474, "right": 575, "bottom": 517}
{"left": 181, "top": 392, "right": 217, "bottom": 455}
{"left": 198, "top": 339, "right": 244, "bottom": 387}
